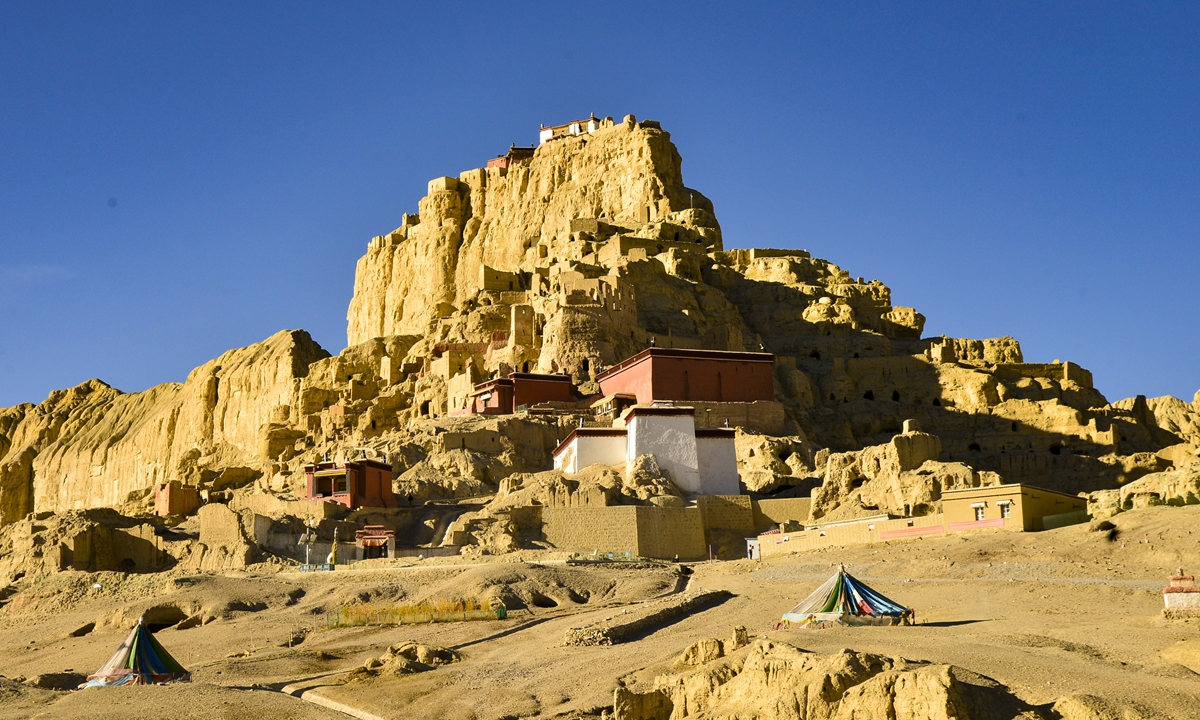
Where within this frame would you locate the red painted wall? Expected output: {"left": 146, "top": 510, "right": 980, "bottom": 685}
{"left": 355, "top": 464, "right": 397, "bottom": 509}
{"left": 469, "top": 382, "right": 513, "bottom": 414}
{"left": 598, "top": 353, "right": 774, "bottom": 404}
{"left": 305, "top": 461, "right": 396, "bottom": 510}
{"left": 511, "top": 374, "right": 574, "bottom": 408}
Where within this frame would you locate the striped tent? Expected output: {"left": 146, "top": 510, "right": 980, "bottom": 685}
{"left": 779, "top": 565, "right": 913, "bottom": 629}
{"left": 82, "top": 617, "right": 191, "bottom": 687}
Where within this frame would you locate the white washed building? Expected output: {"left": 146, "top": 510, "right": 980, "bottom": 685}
{"left": 552, "top": 404, "right": 740, "bottom": 496}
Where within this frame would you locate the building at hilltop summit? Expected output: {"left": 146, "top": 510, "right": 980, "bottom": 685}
{"left": 304, "top": 458, "right": 396, "bottom": 510}
{"left": 539, "top": 114, "right": 606, "bottom": 145}
{"left": 553, "top": 403, "right": 740, "bottom": 496}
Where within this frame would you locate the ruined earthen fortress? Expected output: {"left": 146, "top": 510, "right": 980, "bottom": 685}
{"left": 2, "top": 114, "right": 1198, "bottom": 571}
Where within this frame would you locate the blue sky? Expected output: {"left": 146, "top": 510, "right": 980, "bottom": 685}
{"left": 1, "top": 2, "right": 1197, "bottom": 408}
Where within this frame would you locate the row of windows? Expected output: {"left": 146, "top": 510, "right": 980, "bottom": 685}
{"left": 973, "top": 502, "right": 1013, "bottom": 521}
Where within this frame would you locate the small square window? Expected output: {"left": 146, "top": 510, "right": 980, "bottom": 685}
{"left": 974, "top": 507, "right": 986, "bottom": 521}
{"left": 1001, "top": 504, "right": 1011, "bottom": 519}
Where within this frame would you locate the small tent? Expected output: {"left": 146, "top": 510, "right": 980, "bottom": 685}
{"left": 779, "top": 565, "right": 912, "bottom": 628}
{"left": 82, "top": 618, "right": 191, "bottom": 687}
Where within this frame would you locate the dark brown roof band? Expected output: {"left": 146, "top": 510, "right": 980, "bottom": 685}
{"left": 508, "top": 372, "right": 573, "bottom": 383}
{"left": 694, "top": 428, "right": 736, "bottom": 438}
{"left": 472, "top": 378, "right": 515, "bottom": 391}
{"left": 304, "top": 459, "right": 392, "bottom": 472}
{"left": 625, "top": 406, "right": 696, "bottom": 418}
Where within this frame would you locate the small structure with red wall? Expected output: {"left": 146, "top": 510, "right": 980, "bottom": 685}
{"left": 304, "top": 459, "right": 396, "bottom": 510}
{"left": 596, "top": 348, "right": 775, "bottom": 405}
{"left": 465, "top": 372, "right": 575, "bottom": 415}
{"left": 354, "top": 525, "right": 396, "bottom": 560}
{"left": 154, "top": 481, "right": 201, "bottom": 517}
{"left": 487, "top": 144, "right": 536, "bottom": 170}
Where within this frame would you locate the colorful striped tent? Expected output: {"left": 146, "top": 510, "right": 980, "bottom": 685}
{"left": 779, "top": 565, "right": 913, "bottom": 629}
{"left": 82, "top": 617, "right": 191, "bottom": 687}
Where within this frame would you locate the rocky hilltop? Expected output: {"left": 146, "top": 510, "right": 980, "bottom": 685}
{"left": 1, "top": 114, "right": 1198, "bottom": 535}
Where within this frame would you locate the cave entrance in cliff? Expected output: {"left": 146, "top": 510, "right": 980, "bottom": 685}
{"left": 142, "top": 605, "right": 188, "bottom": 633}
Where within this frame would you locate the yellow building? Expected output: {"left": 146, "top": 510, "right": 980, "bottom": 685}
{"left": 751, "top": 483, "right": 1089, "bottom": 560}
{"left": 941, "top": 483, "right": 1087, "bottom": 532}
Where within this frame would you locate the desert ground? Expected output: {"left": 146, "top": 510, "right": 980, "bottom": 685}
{"left": 1, "top": 504, "right": 1198, "bottom": 720}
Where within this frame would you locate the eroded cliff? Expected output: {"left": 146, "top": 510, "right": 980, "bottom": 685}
{"left": 0, "top": 114, "right": 1196, "bottom": 532}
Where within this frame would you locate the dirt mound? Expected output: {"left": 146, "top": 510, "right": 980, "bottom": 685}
{"left": 407, "top": 562, "right": 681, "bottom": 611}
{"left": 342, "top": 642, "right": 461, "bottom": 683}
{"left": 0, "top": 676, "right": 60, "bottom": 719}
{"left": 616, "top": 640, "right": 1043, "bottom": 720}
{"left": 1052, "top": 694, "right": 1162, "bottom": 720}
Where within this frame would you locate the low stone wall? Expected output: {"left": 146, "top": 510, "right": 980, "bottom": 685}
{"left": 230, "top": 493, "right": 342, "bottom": 523}
{"left": 689, "top": 401, "right": 788, "bottom": 435}
{"left": 634, "top": 506, "right": 707, "bottom": 561}
{"left": 758, "top": 514, "right": 948, "bottom": 559}
{"left": 752, "top": 498, "right": 811, "bottom": 531}
{"left": 542, "top": 506, "right": 640, "bottom": 555}
{"left": 539, "top": 505, "right": 709, "bottom": 561}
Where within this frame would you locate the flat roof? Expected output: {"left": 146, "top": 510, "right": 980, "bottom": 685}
{"left": 590, "top": 392, "right": 638, "bottom": 408}
{"left": 508, "top": 372, "right": 573, "bottom": 383}
{"left": 470, "top": 378, "right": 514, "bottom": 394}
{"left": 304, "top": 458, "right": 392, "bottom": 473}
{"left": 626, "top": 405, "right": 696, "bottom": 418}
{"left": 694, "top": 428, "right": 736, "bottom": 438}
{"left": 552, "top": 428, "right": 628, "bottom": 457}
{"left": 595, "top": 347, "right": 774, "bottom": 382}
{"left": 941, "top": 482, "right": 1084, "bottom": 502}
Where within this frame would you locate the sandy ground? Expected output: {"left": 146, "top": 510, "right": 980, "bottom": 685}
{"left": 1, "top": 504, "right": 1198, "bottom": 719}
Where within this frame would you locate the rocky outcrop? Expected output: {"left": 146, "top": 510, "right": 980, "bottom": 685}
{"left": 0, "top": 330, "right": 327, "bottom": 524}
{"left": 1114, "top": 460, "right": 1200, "bottom": 511}
{"left": 0, "top": 509, "right": 180, "bottom": 581}
{"left": 614, "top": 640, "right": 1046, "bottom": 720}
{"left": 347, "top": 116, "right": 719, "bottom": 346}
{"left": 810, "top": 430, "right": 1001, "bottom": 521}
{"left": 1113, "top": 394, "right": 1200, "bottom": 448}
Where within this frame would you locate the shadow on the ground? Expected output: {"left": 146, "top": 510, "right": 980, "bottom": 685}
{"left": 922, "top": 619, "right": 990, "bottom": 628}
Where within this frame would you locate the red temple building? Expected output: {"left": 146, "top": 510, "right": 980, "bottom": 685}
{"left": 304, "top": 458, "right": 396, "bottom": 510}
{"left": 595, "top": 348, "right": 775, "bottom": 405}
{"left": 466, "top": 372, "right": 575, "bottom": 414}
{"left": 486, "top": 144, "right": 536, "bottom": 170}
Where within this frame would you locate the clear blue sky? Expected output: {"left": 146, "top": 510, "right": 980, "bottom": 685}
{"left": 1, "top": 2, "right": 1197, "bottom": 409}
